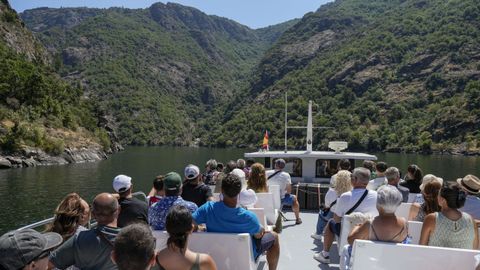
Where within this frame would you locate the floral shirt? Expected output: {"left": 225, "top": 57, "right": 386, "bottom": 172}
{"left": 148, "top": 196, "right": 198, "bottom": 230}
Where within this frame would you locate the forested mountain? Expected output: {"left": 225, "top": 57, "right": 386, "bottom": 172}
{"left": 208, "top": 0, "right": 480, "bottom": 154}
{"left": 21, "top": 3, "right": 295, "bottom": 145}
{"left": 16, "top": 0, "right": 480, "bottom": 155}
{"left": 0, "top": 0, "right": 112, "bottom": 167}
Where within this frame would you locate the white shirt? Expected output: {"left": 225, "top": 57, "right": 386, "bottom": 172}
{"left": 266, "top": 169, "right": 291, "bottom": 199}
{"left": 367, "top": 177, "right": 387, "bottom": 191}
{"left": 325, "top": 188, "right": 339, "bottom": 212}
{"left": 333, "top": 188, "right": 378, "bottom": 218}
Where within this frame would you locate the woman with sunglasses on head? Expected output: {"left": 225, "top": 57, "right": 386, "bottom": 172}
{"left": 156, "top": 205, "right": 217, "bottom": 270}
{"left": 419, "top": 183, "right": 479, "bottom": 249}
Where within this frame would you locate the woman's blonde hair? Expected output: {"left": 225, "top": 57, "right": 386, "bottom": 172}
{"left": 334, "top": 170, "right": 353, "bottom": 196}
{"left": 45, "top": 193, "right": 89, "bottom": 241}
{"left": 247, "top": 163, "right": 268, "bottom": 193}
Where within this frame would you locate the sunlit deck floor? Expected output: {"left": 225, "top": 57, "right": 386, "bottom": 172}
{"left": 278, "top": 211, "right": 339, "bottom": 270}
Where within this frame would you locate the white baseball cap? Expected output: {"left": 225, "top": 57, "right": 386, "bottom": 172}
{"left": 184, "top": 164, "right": 200, "bottom": 180}
{"left": 113, "top": 174, "right": 132, "bottom": 193}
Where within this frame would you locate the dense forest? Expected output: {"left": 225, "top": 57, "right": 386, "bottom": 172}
{"left": 205, "top": 0, "right": 480, "bottom": 154}
{"left": 5, "top": 0, "right": 480, "bottom": 156}
{"left": 0, "top": 1, "right": 110, "bottom": 160}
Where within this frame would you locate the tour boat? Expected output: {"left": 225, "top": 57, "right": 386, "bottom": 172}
{"left": 245, "top": 99, "right": 377, "bottom": 184}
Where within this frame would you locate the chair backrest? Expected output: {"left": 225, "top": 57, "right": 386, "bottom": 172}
{"left": 350, "top": 239, "right": 480, "bottom": 270}
{"left": 189, "top": 232, "right": 260, "bottom": 270}
{"left": 408, "top": 193, "right": 420, "bottom": 203}
{"left": 255, "top": 193, "right": 277, "bottom": 225}
{"left": 268, "top": 185, "right": 282, "bottom": 210}
{"left": 395, "top": 203, "right": 412, "bottom": 220}
{"left": 248, "top": 208, "right": 268, "bottom": 228}
{"left": 338, "top": 214, "right": 356, "bottom": 256}
{"left": 407, "top": 221, "right": 423, "bottom": 245}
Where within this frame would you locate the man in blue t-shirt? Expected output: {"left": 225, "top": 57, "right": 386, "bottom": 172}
{"left": 193, "top": 174, "right": 280, "bottom": 270}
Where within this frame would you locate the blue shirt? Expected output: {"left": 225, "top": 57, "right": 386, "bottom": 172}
{"left": 192, "top": 201, "right": 261, "bottom": 257}
{"left": 149, "top": 196, "right": 198, "bottom": 230}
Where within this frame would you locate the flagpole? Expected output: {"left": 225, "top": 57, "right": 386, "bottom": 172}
{"left": 284, "top": 92, "right": 288, "bottom": 153}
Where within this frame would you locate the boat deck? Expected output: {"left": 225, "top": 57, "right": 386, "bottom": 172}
{"left": 278, "top": 211, "right": 339, "bottom": 270}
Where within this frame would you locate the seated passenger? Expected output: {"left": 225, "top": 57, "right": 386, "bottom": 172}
{"left": 366, "top": 162, "right": 387, "bottom": 191}
{"left": 385, "top": 167, "right": 410, "bottom": 202}
{"left": 266, "top": 159, "right": 301, "bottom": 224}
{"left": 192, "top": 174, "right": 280, "bottom": 270}
{"left": 113, "top": 174, "right": 148, "bottom": 227}
{"left": 46, "top": 193, "right": 90, "bottom": 241}
{"left": 314, "top": 167, "right": 378, "bottom": 264}
{"left": 408, "top": 181, "right": 441, "bottom": 222}
{"left": 340, "top": 186, "right": 407, "bottom": 270}
{"left": 49, "top": 193, "right": 121, "bottom": 270}
{"left": 348, "top": 185, "right": 408, "bottom": 244}
{"left": 312, "top": 170, "right": 352, "bottom": 240}
{"left": 149, "top": 172, "right": 198, "bottom": 230}
{"left": 420, "top": 183, "right": 479, "bottom": 249}
{"left": 400, "top": 164, "right": 423, "bottom": 193}
{"left": 203, "top": 159, "right": 218, "bottom": 186}
{"left": 156, "top": 205, "right": 216, "bottom": 270}
{"left": 147, "top": 175, "right": 165, "bottom": 206}
{"left": 181, "top": 164, "right": 213, "bottom": 207}
{"left": 0, "top": 229, "right": 62, "bottom": 270}
{"left": 457, "top": 174, "right": 480, "bottom": 221}
{"left": 414, "top": 174, "right": 444, "bottom": 203}
{"left": 247, "top": 163, "right": 269, "bottom": 193}
{"left": 213, "top": 160, "right": 236, "bottom": 193}
{"left": 362, "top": 160, "right": 376, "bottom": 179}
{"left": 112, "top": 223, "right": 156, "bottom": 270}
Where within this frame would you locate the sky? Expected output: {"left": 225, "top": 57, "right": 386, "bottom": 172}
{"left": 9, "top": 0, "right": 332, "bottom": 29}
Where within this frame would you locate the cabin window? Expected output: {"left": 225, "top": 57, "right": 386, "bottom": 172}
{"left": 264, "top": 157, "right": 271, "bottom": 169}
{"left": 315, "top": 159, "right": 355, "bottom": 178}
{"left": 273, "top": 158, "right": 302, "bottom": 177}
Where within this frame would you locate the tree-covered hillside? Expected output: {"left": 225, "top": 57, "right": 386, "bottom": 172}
{"left": 21, "top": 3, "right": 295, "bottom": 145}
{"left": 209, "top": 0, "right": 480, "bottom": 154}
{"left": 0, "top": 1, "right": 110, "bottom": 157}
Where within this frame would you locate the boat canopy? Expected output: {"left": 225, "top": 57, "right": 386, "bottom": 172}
{"left": 245, "top": 150, "right": 377, "bottom": 160}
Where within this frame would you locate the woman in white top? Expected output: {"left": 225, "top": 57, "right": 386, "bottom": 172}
{"left": 312, "top": 170, "right": 352, "bottom": 240}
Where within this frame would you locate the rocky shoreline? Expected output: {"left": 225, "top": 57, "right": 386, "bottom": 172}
{"left": 0, "top": 146, "right": 110, "bottom": 169}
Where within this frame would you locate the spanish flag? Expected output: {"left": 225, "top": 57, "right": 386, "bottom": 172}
{"left": 262, "top": 130, "right": 269, "bottom": 151}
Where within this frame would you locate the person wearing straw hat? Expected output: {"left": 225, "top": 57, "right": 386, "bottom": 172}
{"left": 457, "top": 174, "right": 480, "bottom": 221}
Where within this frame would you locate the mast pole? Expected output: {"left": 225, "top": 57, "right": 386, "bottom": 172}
{"left": 306, "top": 100, "right": 313, "bottom": 153}
{"left": 284, "top": 92, "right": 288, "bottom": 153}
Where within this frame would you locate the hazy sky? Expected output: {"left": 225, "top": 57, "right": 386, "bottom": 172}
{"left": 9, "top": 0, "right": 332, "bottom": 29}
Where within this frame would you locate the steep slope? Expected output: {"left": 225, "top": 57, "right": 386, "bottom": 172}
{"left": 214, "top": 0, "right": 480, "bottom": 154}
{"left": 21, "top": 3, "right": 293, "bottom": 145}
{"left": 0, "top": 0, "right": 113, "bottom": 168}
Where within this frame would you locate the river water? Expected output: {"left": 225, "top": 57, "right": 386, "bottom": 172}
{"left": 1, "top": 146, "right": 479, "bottom": 233}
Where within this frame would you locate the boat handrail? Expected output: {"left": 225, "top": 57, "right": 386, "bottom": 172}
{"left": 15, "top": 191, "right": 148, "bottom": 232}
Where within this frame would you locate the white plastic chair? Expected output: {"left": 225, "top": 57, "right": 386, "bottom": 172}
{"left": 350, "top": 239, "right": 480, "bottom": 270}
{"left": 255, "top": 193, "right": 278, "bottom": 225}
{"left": 395, "top": 203, "right": 412, "bottom": 220}
{"left": 407, "top": 221, "right": 423, "bottom": 245}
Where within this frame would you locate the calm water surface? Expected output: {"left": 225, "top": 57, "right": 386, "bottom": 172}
{"left": 1, "top": 146, "right": 479, "bottom": 233}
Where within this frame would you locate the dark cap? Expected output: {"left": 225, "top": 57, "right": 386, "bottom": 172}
{"left": 163, "top": 172, "right": 182, "bottom": 191}
{"left": 0, "top": 229, "right": 63, "bottom": 270}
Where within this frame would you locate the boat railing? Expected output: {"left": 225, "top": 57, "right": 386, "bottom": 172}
{"left": 15, "top": 191, "right": 148, "bottom": 232}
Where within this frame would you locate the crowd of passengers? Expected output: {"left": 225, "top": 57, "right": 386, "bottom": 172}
{"left": 312, "top": 159, "right": 480, "bottom": 269}
{"left": 0, "top": 158, "right": 300, "bottom": 270}
{"left": 1, "top": 157, "right": 480, "bottom": 270}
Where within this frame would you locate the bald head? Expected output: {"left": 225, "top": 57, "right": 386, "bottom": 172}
{"left": 92, "top": 193, "right": 119, "bottom": 225}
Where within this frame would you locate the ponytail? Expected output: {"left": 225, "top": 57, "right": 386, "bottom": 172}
{"left": 167, "top": 233, "right": 188, "bottom": 252}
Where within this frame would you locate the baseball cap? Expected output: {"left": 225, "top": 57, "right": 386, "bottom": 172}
{"left": 164, "top": 172, "right": 182, "bottom": 191}
{"left": 184, "top": 164, "right": 200, "bottom": 180}
{"left": 113, "top": 174, "right": 132, "bottom": 193}
{"left": 0, "top": 229, "right": 63, "bottom": 270}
